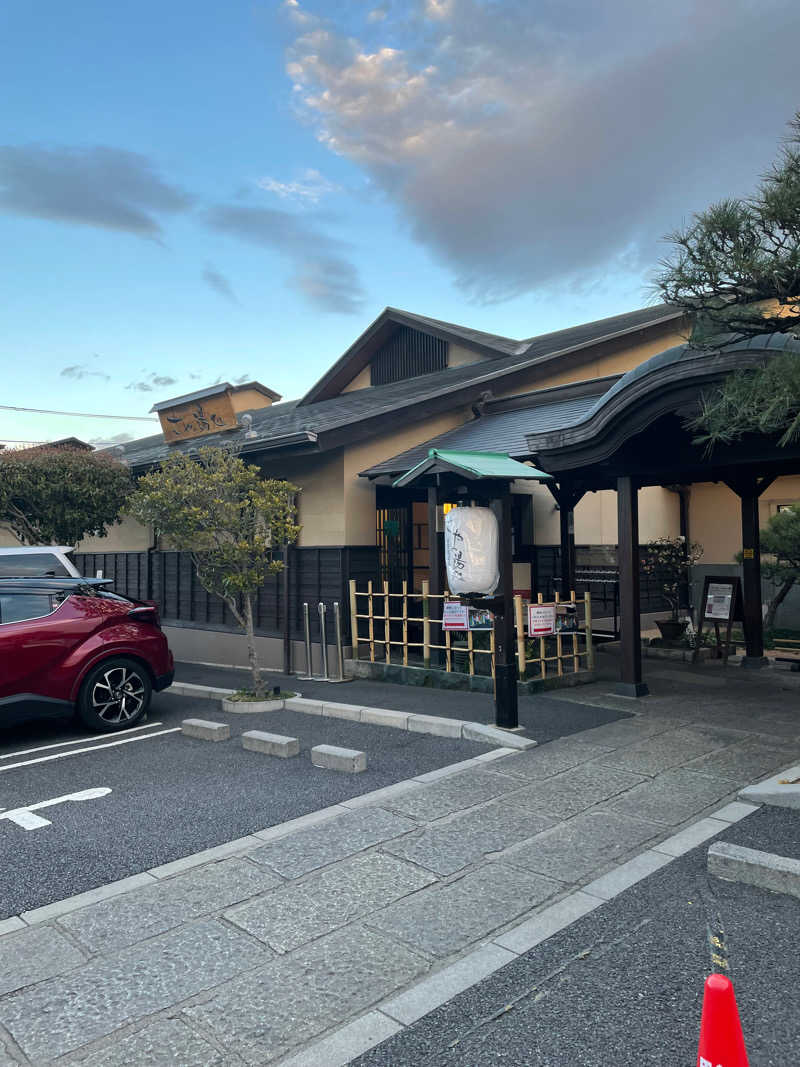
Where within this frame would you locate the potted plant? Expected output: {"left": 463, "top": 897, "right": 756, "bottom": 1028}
{"left": 641, "top": 536, "right": 704, "bottom": 642}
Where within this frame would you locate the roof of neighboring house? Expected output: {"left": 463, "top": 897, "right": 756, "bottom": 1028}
{"left": 114, "top": 304, "right": 681, "bottom": 471}
{"left": 299, "top": 303, "right": 682, "bottom": 404}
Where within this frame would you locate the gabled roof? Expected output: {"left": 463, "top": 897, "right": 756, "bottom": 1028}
{"left": 114, "top": 304, "right": 682, "bottom": 471}
{"left": 299, "top": 303, "right": 681, "bottom": 405}
{"left": 393, "top": 449, "right": 551, "bottom": 488}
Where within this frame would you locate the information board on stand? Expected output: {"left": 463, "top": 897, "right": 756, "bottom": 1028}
{"left": 696, "top": 576, "right": 743, "bottom": 664}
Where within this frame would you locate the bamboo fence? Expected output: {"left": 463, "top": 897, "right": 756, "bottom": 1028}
{"left": 349, "top": 580, "right": 594, "bottom": 680}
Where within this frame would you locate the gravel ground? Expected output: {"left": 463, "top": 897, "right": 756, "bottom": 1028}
{"left": 353, "top": 805, "right": 800, "bottom": 1067}
{"left": 0, "top": 692, "right": 495, "bottom": 918}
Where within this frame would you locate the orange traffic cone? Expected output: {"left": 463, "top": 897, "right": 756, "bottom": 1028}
{"left": 696, "top": 973, "right": 749, "bottom": 1067}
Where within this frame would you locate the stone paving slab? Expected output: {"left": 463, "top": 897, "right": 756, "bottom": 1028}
{"left": 570, "top": 717, "right": 683, "bottom": 750}
{"left": 381, "top": 800, "right": 556, "bottom": 876}
{"left": 365, "top": 862, "right": 561, "bottom": 957}
{"left": 603, "top": 768, "right": 736, "bottom": 826}
{"left": 225, "top": 853, "right": 436, "bottom": 953}
{"left": 685, "top": 738, "right": 800, "bottom": 784}
{"left": 495, "top": 738, "right": 615, "bottom": 781}
{"left": 0, "top": 924, "right": 85, "bottom": 996}
{"left": 57, "top": 858, "right": 282, "bottom": 956}
{"left": 382, "top": 767, "right": 521, "bottom": 821}
{"left": 78, "top": 1017, "right": 229, "bottom": 1067}
{"left": 0, "top": 920, "right": 269, "bottom": 1062}
{"left": 592, "top": 725, "right": 743, "bottom": 776}
{"left": 506, "top": 762, "right": 645, "bottom": 820}
{"left": 249, "top": 807, "right": 416, "bottom": 879}
{"left": 502, "top": 810, "right": 661, "bottom": 883}
{"left": 183, "top": 926, "right": 429, "bottom": 1065}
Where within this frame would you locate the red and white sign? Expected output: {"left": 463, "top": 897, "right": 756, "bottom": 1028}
{"left": 528, "top": 603, "right": 557, "bottom": 637}
{"left": 442, "top": 601, "right": 469, "bottom": 631}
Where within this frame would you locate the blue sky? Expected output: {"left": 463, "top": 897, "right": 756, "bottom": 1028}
{"left": 2, "top": 0, "right": 799, "bottom": 447}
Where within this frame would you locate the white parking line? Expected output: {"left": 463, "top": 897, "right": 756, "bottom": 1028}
{"left": 0, "top": 788, "right": 112, "bottom": 830}
{"left": 0, "top": 722, "right": 165, "bottom": 762}
{"left": 0, "top": 728, "right": 182, "bottom": 772}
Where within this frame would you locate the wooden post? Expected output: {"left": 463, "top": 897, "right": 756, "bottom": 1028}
{"left": 402, "top": 580, "right": 409, "bottom": 667}
{"left": 725, "top": 476, "right": 774, "bottom": 668}
{"left": 348, "top": 579, "right": 358, "bottom": 660}
{"left": 616, "top": 475, "right": 648, "bottom": 696}
{"left": 537, "top": 591, "right": 546, "bottom": 679}
{"left": 554, "top": 590, "right": 563, "bottom": 676}
{"left": 383, "top": 580, "right": 391, "bottom": 664}
{"left": 422, "top": 578, "right": 431, "bottom": 669}
{"left": 584, "top": 590, "right": 594, "bottom": 671}
{"left": 427, "top": 485, "right": 441, "bottom": 667}
{"left": 514, "top": 594, "right": 525, "bottom": 677}
{"left": 367, "top": 579, "right": 375, "bottom": 663}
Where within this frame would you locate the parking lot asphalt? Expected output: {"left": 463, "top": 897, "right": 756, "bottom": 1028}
{"left": 174, "top": 661, "right": 631, "bottom": 740}
{"left": 352, "top": 804, "right": 800, "bottom": 1067}
{"left": 0, "top": 692, "right": 497, "bottom": 918}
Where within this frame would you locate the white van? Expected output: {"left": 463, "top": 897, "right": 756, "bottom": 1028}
{"left": 0, "top": 546, "right": 81, "bottom": 578}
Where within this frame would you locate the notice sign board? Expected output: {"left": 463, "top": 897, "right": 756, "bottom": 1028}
{"left": 528, "top": 603, "right": 557, "bottom": 637}
{"left": 697, "top": 576, "right": 743, "bottom": 664}
{"left": 442, "top": 602, "right": 495, "bottom": 631}
{"left": 704, "top": 582, "right": 735, "bottom": 622}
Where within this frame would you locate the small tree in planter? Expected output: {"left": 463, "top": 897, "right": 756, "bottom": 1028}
{"left": 641, "top": 536, "right": 704, "bottom": 641}
{"left": 130, "top": 446, "right": 299, "bottom": 699}
{"left": 754, "top": 506, "right": 800, "bottom": 630}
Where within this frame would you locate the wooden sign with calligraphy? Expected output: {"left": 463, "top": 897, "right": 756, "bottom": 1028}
{"left": 158, "top": 394, "right": 237, "bottom": 443}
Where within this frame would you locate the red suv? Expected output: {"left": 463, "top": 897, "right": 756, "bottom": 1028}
{"left": 0, "top": 578, "right": 173, "bottom": 731}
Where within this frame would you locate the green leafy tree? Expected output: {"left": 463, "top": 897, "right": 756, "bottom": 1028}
{"left": 641, "top": 536, "right": 704, "bottom": 621}
{"left": 129, "top": 447, "right": 300, "bottom": 697}
{"left": 656, "top": 111, "right": 800, "bottom": 448}
{"left": 0, "top": 446, "right": 132, "bottom": 545}
{"left": 755, "top": 507, "right": 800, "bottom": 630}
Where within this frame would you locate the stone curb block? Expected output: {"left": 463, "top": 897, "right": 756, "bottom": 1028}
{"left": 461, "top": 722, "right": 537, "bottom": 750}
{"left": 0, "top": 917, "right": 26, "bottom": 936}
{"left": 407, "top": 713, "right": 463, "bottom": 738}
{"left": 278, "top": 1011, "right": 401, "bottom": 1067}
{"left": 311, "top": 744, "right": 367, "bottom": 773}
{"left": 708, "top": 841, "right": 800, "bottom": 899}
{"left": 362, "top": 708, "right": 409, "bottom": 729}
{"left": 180, "top": 718, "right": 230, "bottom": 741}
{"left": 739, "top": 763, "right": 800, "bottom": 810}
{"left": 242, "top": 730, "right": 300, "bottom": 758}
{"left": 321, "top": 701, "right": 365, "bottom": 721}
{"left": 169, "top": 681, "right": 233, "bottom": 700}
{"left": 284, "top": 697, "right": 324, "bottom": 716}
{"left": 21, "top": 873, "right": 157, "bottom": 926}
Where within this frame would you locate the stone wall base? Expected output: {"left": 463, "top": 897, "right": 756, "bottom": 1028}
{"left": 344, "top": 659, "right": 595, "bottom": 694}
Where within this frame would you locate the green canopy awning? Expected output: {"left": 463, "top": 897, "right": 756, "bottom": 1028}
{"left": 392, "top": 448, "right": 552, "bottom": 488}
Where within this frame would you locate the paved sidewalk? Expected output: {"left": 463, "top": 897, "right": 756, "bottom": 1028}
{"left": 2, "top": 676, "right": 799, "bottom": 1066}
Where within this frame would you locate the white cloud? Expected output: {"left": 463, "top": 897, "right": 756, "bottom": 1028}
{"left": 285, "top": 0, "right": 800, "bottom": 303}
{"left": 256, "top": 168, "right": 341, "bottom": 204}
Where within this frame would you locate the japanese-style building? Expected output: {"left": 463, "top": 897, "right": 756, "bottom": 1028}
{"left": 64, "top": 304, "right": 800, "bottom": 682}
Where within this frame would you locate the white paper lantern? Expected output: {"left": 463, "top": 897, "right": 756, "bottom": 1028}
{"left": 444, "top": 506, "right": 500, "bottom": 595}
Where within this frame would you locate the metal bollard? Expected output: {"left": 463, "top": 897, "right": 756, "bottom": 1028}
{"left": 318, "top": 602, "right": 329, "bottom": 680}
{"left": 333, "top": 601, "right": 345, "bottom": 682}
{"left": 302, "top": 602, "right": 312, "bottom": 679}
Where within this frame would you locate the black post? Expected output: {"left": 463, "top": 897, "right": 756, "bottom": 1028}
{"left": 559, "top": 501, "right": 576, "bottom": 598}
{"left": 739, "top": 487, "right": 768, "bottom": 668}
{"left": 492, "top": 493, "right": 519, "bottom": 729}
{"left": 427, "top": 485, "right": 442, "bottom": 668}
{"left": 616, "top": 475, "right": 648, "bottom": 696}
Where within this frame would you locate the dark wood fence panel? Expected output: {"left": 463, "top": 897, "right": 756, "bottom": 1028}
{"left": 74, "top": 547, "right": 380, "bottom": 641}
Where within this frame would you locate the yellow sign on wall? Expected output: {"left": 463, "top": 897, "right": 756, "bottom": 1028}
{"left": 157, "top": 394, "right": 237, "bottom": 443}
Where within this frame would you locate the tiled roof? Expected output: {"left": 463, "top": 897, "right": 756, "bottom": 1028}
{"left": 114, "top": 304, "right": 680, "bottom": 470}
{"left": 361, "top": 393, "right": 607, "bottom": 478}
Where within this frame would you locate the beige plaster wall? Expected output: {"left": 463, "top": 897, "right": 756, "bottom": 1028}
{"left": 77, "top": 514, "right": 153, "bottom": 553}
{"left": 341, "top": 366, "right": 371, "bottom": 393}
{"left": 343, "top": 408, "right": 471, "bottom": 545}
{"left": 494, "top": 325, "right": 687, "bottom": 398}
{"left": 261, "top": 450, "right": 346, "bottom": 546}
{"left": 529, "top": 484, "right": 680, "bottom": 548}
{"left": 690, "top": 477, "right": 800, "bottom": 563}
{"left": 448, "top": 343, "right": 488, "bottom": 368}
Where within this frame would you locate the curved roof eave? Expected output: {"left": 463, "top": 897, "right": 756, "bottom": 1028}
{"left": 525, "top": 332, "right": 800, "bottom": 468}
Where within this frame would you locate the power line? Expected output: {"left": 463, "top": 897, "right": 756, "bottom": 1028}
{"left": 0, "top": 403, "right": 157, "bottom": 422}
